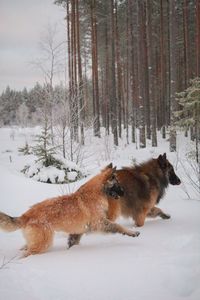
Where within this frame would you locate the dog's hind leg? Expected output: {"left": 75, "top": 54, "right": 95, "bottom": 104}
{"left": 147, "top": 206, "right": 171, "bottom": 219}
{"left": 22, "top": 224, "right": 54, "bottom": 257}
{"left": 134, "top": 209, "right": 148, "bottom": 227}
{"left": 100, "top": 219, "right": 140, "bottom": 237}
{"left": 68, "top": 234, "right": 83, "bottom": 249}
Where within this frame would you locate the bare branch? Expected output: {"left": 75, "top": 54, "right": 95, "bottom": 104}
{"left": 0, "top": 255, "right": 19, "bottom": 270}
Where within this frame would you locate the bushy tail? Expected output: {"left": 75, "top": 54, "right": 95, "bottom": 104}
{"left": 0, "top": 211, "right": 21, "bottom": 232}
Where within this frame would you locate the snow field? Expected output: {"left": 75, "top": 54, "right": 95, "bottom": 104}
{"left": 0, "top": 127, "right": 200, "bottom": 300}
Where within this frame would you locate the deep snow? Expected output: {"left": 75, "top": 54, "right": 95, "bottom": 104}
{"left": 0, "top": 127, "right": 200, "bottom": 300}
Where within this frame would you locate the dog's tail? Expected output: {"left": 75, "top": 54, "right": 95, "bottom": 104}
{"left": 0, "top": 211, "right": 21, "bottom": 232}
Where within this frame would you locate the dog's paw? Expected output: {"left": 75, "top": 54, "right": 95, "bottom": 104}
{"left": 67, "top": 240, "right": 75, "bottom": 249}
{"left": 134, "top": 223, "right": 143, "bottom": 227}
{"left": 20, "top": 245, "right": 28, "bottom": 251}
{"left": 161, "top": 213, "right": 171, "bottom": 219}
{"left": 132, "top": 231, "right": 140, "bottom": 237}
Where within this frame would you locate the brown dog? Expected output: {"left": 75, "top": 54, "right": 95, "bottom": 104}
{"left": 68, "top": 154, "right": 180, "bottom": 248}
{"left": 107, "top": 153, "right": 181, "bottom": 226}
{"left": 0, "top": 164, "right": 139, "bottom": 257}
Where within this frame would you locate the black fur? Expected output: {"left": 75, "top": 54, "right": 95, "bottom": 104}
{"left": 105, "top": 183, "right": 124, "bottom": 199}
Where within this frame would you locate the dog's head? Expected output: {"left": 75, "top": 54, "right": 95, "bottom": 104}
{"left": 157, "top": 153, "right": 181, "bottom": 185}
{"left": 102, "top": 163, "right": 124, "bottom": 199}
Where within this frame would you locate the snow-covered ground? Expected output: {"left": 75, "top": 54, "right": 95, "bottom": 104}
{"left": 0, "top": 127, "right": 200, "bottom": 300}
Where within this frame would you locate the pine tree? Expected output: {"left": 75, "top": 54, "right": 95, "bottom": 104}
{"left": 175, "top": 77, "right": 200, "bottom": 162}
{"left": 176, "top": 78, "right": 200, "bottom": 127}
{"left": 33, "top": 120, "right": 56, "bottom": 167}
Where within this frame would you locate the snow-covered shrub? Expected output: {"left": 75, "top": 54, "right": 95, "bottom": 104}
{"left": 20, "top": 121, "right": 88, "bottom": 183}
{"left": 21, "top": 157, "right": 87, "bottom": 184}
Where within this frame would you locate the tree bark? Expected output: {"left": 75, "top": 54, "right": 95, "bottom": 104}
{"left": 110, "top": 0, "right": 118, "bottom": 146}
{"left": 76, "top": 0, "right": 84, "bottom": 145}
{"left": 115, "top": 0, "right": 123, "bottom": 139}
{"left": 196, "top": 0, "right": 200, "bottom": 77}
{"left": 169, "top": 0, "right": 177, "bottom": 152}
{"left": 91, "top": 0, "right": 101, "bottom": 137}
{"left": 137, "top": 0, "right": 146, "bottom": 148}
{"left": 183, "top": 0, "right": 189, "bottom": 87}
{"left": 146, "top": 0, "right": 157, "bottom": 147}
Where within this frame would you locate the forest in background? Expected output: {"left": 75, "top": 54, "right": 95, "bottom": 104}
{"left": 0, "top": 0, "right": 199, "bottom": 154}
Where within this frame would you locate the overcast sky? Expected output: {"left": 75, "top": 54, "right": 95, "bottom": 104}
{"left": 0, "top": 0, "right": 66, "bottom": 93}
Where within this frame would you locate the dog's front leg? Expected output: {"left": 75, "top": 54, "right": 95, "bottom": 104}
{"left": 147, "top": 206, "right": 171, "bottom": 219}
{"left": 100, "top": 219, "right": 140, "bottom": 237}
{"left": 68, "top": 234, "right": 83, "bottom": 249}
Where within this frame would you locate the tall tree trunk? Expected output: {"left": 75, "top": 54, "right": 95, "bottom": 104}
{"left": 146, "top": 0, "right": 157, "bottom": 147}
{"left": 137, "top": 0, "right": 146, "bottom": 148}
{"left": 160, "top": 0, "right": 166, "bottom": 138}
{"left": 183, "top": 0, "right": 189, "bottom": 87}
{"left": 91, "top": 0, "right": 100, "bottom": 137}
{"left": 128, "top": 0, "right": 136, "bottom": 143}
{"left": 66, "top": 0, "right": 73, "bottom": 161}
{"left": 169, "top": 0, "right": 177, "bottom": 152}
{"left": 110, "top": 0, "right": 118, "bottom": 146}
{"left": 71, "top": 0, "right": 79, "bottom": 142}
{"left": 125, "top": 6, "right": 130, "bottom": 144}
{"left": 115, "top": 0, "right": 123, "bottom": 139}
{"left": 196, "top": 0, "right": 200, "bottom": 77}
{"left": 76, "top": 0, "right": 84, "bottom": 145}
{"left": 143, "top": 1, "right": 151, "bottom": 140}
{"left": 105, "top": 19, "right": 110, "bottom": 135}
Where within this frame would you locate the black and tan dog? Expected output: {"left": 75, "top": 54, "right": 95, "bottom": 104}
{"left": 107, "top": 153, "right": 181, "bottom": 226}
{"left": 0, "top": 164, "right": 139, "bottom": 257}
{"left": 68, "top": 153, "right": 180, "bottom": 248}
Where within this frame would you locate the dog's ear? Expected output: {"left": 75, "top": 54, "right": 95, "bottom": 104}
{"left": 110, "top": 166, "right": 117, "bottom": 179}
{"left": 101, "top": 163, "right": 113, "bottom": 173}
{"left": 112, "top": 166, "right": 117, "bottom": 173}
{"left": 158, "top": 154, "right": 167, "bottom": 169}
{"left": 105, "top": 163, "right": 113, "bottom": 169}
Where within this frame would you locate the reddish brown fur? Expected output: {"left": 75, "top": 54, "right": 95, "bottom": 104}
{"left": 67, "top": 154, "right": 180, "bottom": 248}
{"left": 0, "top": 166, "right": 139, "bottom": 257}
